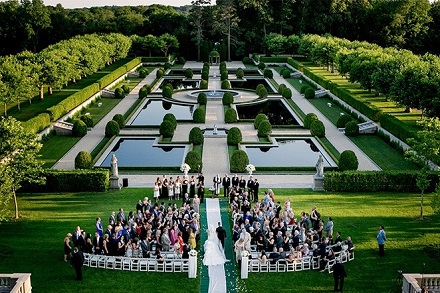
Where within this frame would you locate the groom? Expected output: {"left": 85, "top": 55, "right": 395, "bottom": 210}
{"left": 216, "top": 222, "right": 227, "bottom": 248}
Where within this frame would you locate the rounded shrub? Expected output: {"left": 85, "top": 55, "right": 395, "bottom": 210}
{"left": 304, "top": 88, "right": 315, "bottom": 99}
{"left": 121, "top": 84, "right": 130, "bottom": 94}
{"left": 185, "top": 151, "right": 202, "bottom": 172}
{"left": 178, "top": 56, "right": 186, "bottom": 64}
{"left": 230, "top": 150, "right": 249, "bottom": 173}
{"left": 197, "top": 92, "right": 207, "bottom": 105}
{"left": 138, "top": 68, "right": 149, "bottom": 78}
{"left": 278, "top": 84, "right": 287, "bottom": 94}
{"left": 74, "top": 151, "right": 92, "bottom": 169}
{"left": 227, "top": 127, "right": 242, "bottom": 145}
{"left": 201, "top": 70, "right": 209, "bottom": 80}
{"left": 339, "top": 150, "right": 359, "bottom": 171}
{"left": 263, "top": 68, "right": 273, "bottom": 79}
{"left": 200, "top": 79, "right": 208, "bottom": 89}
{"left": 156, "top": 68, "right": 164, "bottom": 78}
{"left": 139, "top": 87, "right": 148, "bottom": 99}
{"left": 336, "top": 114, "right": 352, "bottom": 128}
{"left": 258, "top": 62, "right": 266, "bottom": 70}
{"left": 304, "top": 113, "right": 318, "bottom": 129}
{"left": 225, "top": 108, "right": 238, "bottom": 123}
{"left": 242, "top": 57, "right": 250, "bottom": 64}
{"left": 258, "top": 120, "right": 272, "bottom": 137}
{"left": 219, "top": 61, "right": 227, "bottom": 71}
{"left": 300, "top": 85, "right": 310, "bottom": 94}
{"left": 160, "top": 120, "right": 174, "bottom": 138}
{"left": 80, "top": 115, "right": 93, "bottom": 128}
{"left": 164, "top": 62, "right": 172, "bottom": 70}
{"left": 236, "top": 68, "right": 244, "bottom": 79}
{"left": 345, "top": 121, "right": 359, "bottom": 137}
{"left": 256, "top": 84, "right": 268, "bottom": 98}
{"left": 221, "top": 70, "right": 228, "bottom": 81}
{"left": 221, "top": 80, "right": 230, "bottom": 89}
{"left": 193, "top": 108, "right": 205, "bottom": 123}
{"left": 162, "top": 85, "right": 173, "bottom": 99}
{"left": 310, "top": 119, "right": 325, "bottom": 137}
{"left": 105, "top": 120, "right": 120, "bottom": 137}
{"left": 112, "top": 114, "right": 125, "bottom": 129}
{"left": 185, "top": 68, "right": 193, "bottom": 78}
{"left": 72, "top": 120, "right": 88, "bottom": 137}
{"left": 254, "top": 113, "right": 268, "bottom": 129}
{"left": 222, "top": 92, "right": 234, "bottom": 105}
{"left": 281, "top": 68, "right": 291, "bottom": 78}
{"left": 189, "top": 127, "right": 204, "bottom": 145}
{"left": 163, "top": 113, "right": 177, "bottom": 130}
{"left": 282, "top": 88, "right": 292, "bottom": 99}
{"left": 115, "top": 87, "right": 125, "bottom": 99}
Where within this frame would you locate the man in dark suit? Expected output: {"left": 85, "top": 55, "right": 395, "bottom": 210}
{"left": 332, "top": 260, "right": 347, "bottom": 292}
{"left": 197, "top": 172, "right": 205, "bottom": 185}
{"left": 93, "top": 232, "right": 103, "bottom": 255}
{"left": 197, "top": 182, "right": 205, "bottom": 203}
{"left": 71, "top": 247, "right": 84, "bottom": 281}
{"left": 232, "top": 174, "right": 239, "bottom": 188}
{"left": 247, "top": 176, "right": 255, "bottom": 201}
{"left": 222, "top": 174, "right": 231, "bottom": 197}
{"left": 216, "top": 222, "right": 227, "bottom": 248}
{"left": 238, "top": 176, "right": 246, "bottom": 191}
{"left": 253, "top": 178, "right": 260, "bottom": 202}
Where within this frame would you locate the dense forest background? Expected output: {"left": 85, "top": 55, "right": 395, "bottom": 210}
{"left": 0, "top": 0, "right": 439, "bottom": 59}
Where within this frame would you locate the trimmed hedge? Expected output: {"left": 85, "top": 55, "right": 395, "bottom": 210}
{"left": 200, "top": 80, "right": 208, "bottom": 89}
{"left": 163, "top": 113, "right": 177, "bottom": 130}
{"left": 80, "top": 115, "right": 94, "bottom": 128}
{"left": 222, "top": 92, "right": 234, "bottom": 105}
{"left": 141, "top": 57, "right": 168, "bottom": 63}
{"left": 227, "top": 127, "right": 242, "bottom": 145}
{"left": 156, "top": 68, "right": 165, "bottom": 78}
{"left": 254, "top": 113, "right": 268, "bottom": 129}
{"left": 336, "top": 114, "right": 352, "bottom": 128}
{"left": 193, "top": 107, "right": 205, "bottom": 123}
{"left": 75, "top": 151, "right": 93, "bottom": 169}
{"left": 260, "top": 57, "right": 288, "bottom": 63}
{"left": 105, "top": 120, "right": 120, "bottom": 137}
{"left": 282, "top": 88, "right": 292, "bottom": 99}
{"left": 112, "top": 114, "right": 125, "bottom": 129}
{"left": 278, "top": 84, "right": 287, "bottom": 94}
{"left": 256, "top": 84, "right": 268, "bottom": 98}
{"left": 225, "top": 108, "right": 238, "bottom": 123}
{"left": 258, "top": 62, "right": 266, "bottom": 70}
{"left": 304, "top": 113, "right": 318, "bottom": 129}
{"left": 185, "top": 68, "right": 194, "bottom": 78}
{"left": 310, "top": 119, "right": 325, "bottom": 137}
{"left": 339, "top": 150, "right": 358, "bottom": 171}
{"left": 221, "top": 80, "right": 231, "bottom": 89}
{"left": 97, "top": 57, "right": 141, "bottom": 89}
{"left": 300, "top": 85, "right": 310, "bottom": 94}
{"left": 185, "top": 151, "right": 202, "bottom": 172}
{"left": 197, "top": 93, "right": 207, "bottom": 105}
{"left": 258, "top": 120, "right": 272, "bottom": 137}
{"left": 72, "top": 120, "right": 88, "bottom": 137}
{"left": 287, "top": 57, "right": 304, "bottom": 72}
{"left": 230, "top": 150, "right": 249, "bottom": 173}
{"left": 139, "top": 84, "right": 151, "bottom": 99}
{"left": 263, "top": 68, "right": 273, "bottom": 79}
{"left": 304, "top": 87, "right": 315, "bottom": 99}
{"left": 189, "top": 127, "right": 204, "bottom": 145}
{"left": 114, "top": 87, "right": 125, "bottom": 99}
{"left": 162, "top": 85, "right": 173, "bottom": 99}
{"left": 236, "top": 68, "right": 244, "bottom": 79}
{"left": 121, "top": 84, "right": 130, "bottom": 94}
{"left": 160, "top": 120, "right": 175, "bottom": 138}
{"left": 324, "top": 171, "right": 440, "bottom": 192}
{"left": 379, "top": 114, "right": 417, "bottom": 143}
{"left": 345, "top": 121, "right": 359, "bottom": 137}
{"left": 22, "top": 113, "right": 51, "bottom": 134}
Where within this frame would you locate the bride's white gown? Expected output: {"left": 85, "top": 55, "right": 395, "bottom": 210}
{"left": 203, "top": 226, "right": 226, "bottom": 266}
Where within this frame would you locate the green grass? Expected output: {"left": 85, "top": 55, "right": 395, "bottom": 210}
{"left": 308, "top": 97, "right": 354, "bottom": 125}
{"left": 39, "top": 136, "right": 81, "bottom": 168}
{"left": 1, "top": 189, "right": 438, "bottom": 292}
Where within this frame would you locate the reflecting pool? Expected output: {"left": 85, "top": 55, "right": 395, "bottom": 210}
{"left": 129, "top": 100, "right": 194, "bottom": 126}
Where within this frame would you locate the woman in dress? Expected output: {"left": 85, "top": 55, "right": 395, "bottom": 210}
{"left": 174, "top": 177, "right": 181, "bottom": 200}
{"left": 188, "top": 228, "right": 196, "bottom": 249}
{"left": 64, "top": 233, "right": 72, "bottom": 262}
{"left": 95, "top": 217, "right": 103, "bottom": 237}
{"left": 193, "top": 194, "right": 200, "bottom": 213}
{"left": 189, "top": 176, "right": 196, "bottom": 198}
{"left": 153, "top": 182, "right": 160, "bottom": 203}
{"left": 167, "top": 177, "right": 174, "bottom": 201}
{"left": 203, "top": 225, "right": 227, "bottom": 266}
{"left": 103, "top": 234, "right": 110, "bottom": 255}
{"left": 162, "top": 177, "right": 168, "bottom": 200}
{"left": 182, "top": 177, "right": 188, "bottom": 197}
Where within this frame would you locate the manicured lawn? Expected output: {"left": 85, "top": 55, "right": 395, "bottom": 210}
{"left": 1, "top": 188, "right": 438, "bottom": 293}
{"left": 39, "top": 136, "right": 81, "bottom": 168}
{"left": 308, "top": 97, "right": 354, "bottom": 125}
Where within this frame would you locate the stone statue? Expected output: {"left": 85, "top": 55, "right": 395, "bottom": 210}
{"left": 213, "top": 124, "right": 218, "bottom": 135}
{"left": 315, "top": 155, "right": 324, "bottom": 177}
{"left": 111, "top": 154, "right": 119, "bottom": 178}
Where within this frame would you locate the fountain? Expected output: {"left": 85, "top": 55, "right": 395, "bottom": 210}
{"left": 188, "top": 89, "right": 241, "bottom": 99}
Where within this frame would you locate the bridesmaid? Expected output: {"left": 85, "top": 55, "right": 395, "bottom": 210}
{"left": 64, "top": 233, "right": 72, "bottom": 262}
{"left": 189, "top": 175, "right": 196, "bottom": 198}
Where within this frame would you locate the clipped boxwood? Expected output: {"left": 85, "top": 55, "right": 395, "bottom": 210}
{"left": 139, "top": 84, "right": 151, "bottom": 99}
{"left": 75, "top": 151, "right": 93, "bottom": 169}
{"left": 345, "top": 121, "right": 359, "bottom": 137}
{"left": 304, "top": 87, "right": 315, "bottom": 99}
{"left": 112, "top": 114, "right": 125, "bottom": 129}
{"left": 185, "top": 151, "right": 202, "bottom": 172}
{"left": 185, "top": 68, "right": 194, "bottom": 78}
{"left": 258, "top": 120, "right": 272, "bottom": 137}
{"left": 304, "top": 113, "right": 318, "bottom": 129}
{"left": 258, "top": 62, "right": 266, "bottom": 70}
{"left": 105, "top": 120, "right": 120, "bottom": 137}
{"left": 80, "top": 115, "right": 94, "bottom": 128}
{"left": 197, "top": 93, "right": 207, "bottom": 105}
{"left": 310, "top": 119, "right": 325, "bottom": 137}
{"left": 339, "top": 150, "right": 359, "bottom": 171}
{"left": 72, "top": 120, "right": 88, "bottom": 137}
{"left": 221, "top": 80, "right": 230, "bottom": 89}
{"left": 336, "top": 114, "right": 352, "bottom": 128}
{"left": 230, "top": 150, "right": 249, "bottom": 173}
{"left": 254, "top": 113, "right": 268, "bottom": 129}
{"left": 22, "top": 113, "right": 51, "bottom": 133}
{"left": 156, "top": 68, "right": 164, "bottom": 78}
{"left": 121, "top": 84, "right": 130, "bottom": 94}
{"left": 278, "top": 84, "right": 287, "bottom": 94}
{"left": 281, "top": 68, "right": 291, "bottom": 78}
{"left": 202, "top": 70, "right": 209, "bottom": 81}
{"left": 227, "top": 127, "right": 242, "bottom": 145}
{"left": 164, "top": 62, "right": 172, "bottom": 70}
{"left": 222, "top": 92, "right": 234, "bottom": 105}
{"left": 282, "top": 88, "right": 292, "bottom": 99}
{"left": 162, "top": 85, "right": 173, "bottom": 99}
{"left": 178, "top": 56, "right": 186, "bottom": 64}
{"left": 236, "top": 68, "right": 244, "bottom": 79}
{"left": 256, "top": 84, "right": 268, "bottom": 98}
{"left": 225, "top": 108, "right": 238, "bottom": 123}
{"left": 263, "top": 68, "right": 273, "bottom": 79}
{"left": 163, "top": 113, "right": 177, "bottom": 130}
{"left": 242, "top": 57, "right": 251, "bottom": 64}
{"left": 138, "top": 68, "right": 149, "bottom": 78}
{"left": 193, "top": 107, "right": 206, "bottom": 123}
{"left": 115, "top": 87, "right": 125, "bottom": 99}
{"left": 189, "top": 127, "right": 204, "bottom": 145}
{"left": 221, "top": 70, "right": 228, "bottom": 81}
{"left": 300, "top": 85, "right": 310, "bottom": 94}
{"left": 160, "top": 120, "right": 174, "bottom": 138}
{"left": 200, "top": 79, "right": 208, "bottom": 89}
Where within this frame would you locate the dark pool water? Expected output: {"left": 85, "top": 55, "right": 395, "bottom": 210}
{"left": 129, "top": 100, "right": 194, "bottom": 126}
{"left": 236, "top": 100, "right": 299, "bottom": 125}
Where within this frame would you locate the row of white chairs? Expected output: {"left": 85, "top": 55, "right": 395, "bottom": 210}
{"left": 83, "top": 253, "right": 189, "bottom": 272}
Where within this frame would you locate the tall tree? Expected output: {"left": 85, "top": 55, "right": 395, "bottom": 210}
{"left": 19, "top": 0, "right": 51, "bottom": 52}
{"left": 158, "top": 33, "right": 179, "bottom": 57}
{"left": 190, "top": 0, "right": 211, "bottom": 61}
{"left": 213, "top": 0, "right": 240, "bottom": 62}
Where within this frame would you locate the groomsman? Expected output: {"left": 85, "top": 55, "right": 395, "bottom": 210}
{"left": 239, "top": 176, "right": 246, "bottom": 192}
{"left": 247, "top": 176, "right": 255, "bottom": 201}
{"left": 253, "top": 178, "right": 260, "bottom": 202}
{"left": 222, "top": 174, "right": 231, "bottom": 197}
{"left": 232, "top": 174, "right": 239, "bottom": 188}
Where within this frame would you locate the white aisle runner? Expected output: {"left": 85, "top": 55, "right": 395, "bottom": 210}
{"left": 205, "top": 198, "right": 227, "bottom": 293}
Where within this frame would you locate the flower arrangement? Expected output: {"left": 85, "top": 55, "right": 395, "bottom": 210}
{"left": 180, "top": 163, "right": 191, "bottom": 173}
{"left": 245, "top": 164, "right": 256, "bottom": 174}
{"left": 189, "top": 249, "right": 198, "bottom": 256}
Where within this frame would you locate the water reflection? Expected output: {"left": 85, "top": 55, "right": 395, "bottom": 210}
{"left": 130, "top": 100, "right": 194, "bottom": 126}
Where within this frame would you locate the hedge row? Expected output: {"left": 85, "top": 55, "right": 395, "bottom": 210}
{"left": 379, "top": 114, "right": 417, "bottom": 143}
{"left": 141, "top": 57, "right": 169, "bottom": 63}
{"left": 20, "top": 169, "right": 109, "bottom": 192}
{"left": 97, "top": 57, "right": 141, "bottom": 89}
{"left": 260, "top": 57, "right": 288, "bottom": 63}
{"left": 324, "top": 171, "right": 440, "bottom": 192}
{"left": 22, "top": 113, "right": 51, "bottom": 133}
{"left": 331, "top": 87, "right": 382, "bottom": 121}
{"left": 287, "top": 57, "right": 304, "bottom": 72}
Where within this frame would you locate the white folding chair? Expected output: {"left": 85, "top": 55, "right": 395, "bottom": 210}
{"left": 139, "top": 259, "right": 148, "bottom": 271}
{"left": 131, "top": 258, "right": 139, "bottom": 271}
{"left": 164, "top": 260, "right": 173, "bottom": 272}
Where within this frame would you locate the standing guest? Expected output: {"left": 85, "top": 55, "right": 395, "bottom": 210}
{"left": 222, "top": 174, "right": 231, "bottom": 197}
{"left": 234, "top": 238, "right": 246, "bottom": 267}
{"left": 325, "top": 217, "right": 334, "bottom": 237}
{"left": 174, "top": 177, "right": 181, "bottom": 200}
{"left": 216, "top": 222, "right": 227, "bottom": 248}
{"left": 168, "top": 177, "right": 174, "bottom": 201}
{"left": 64, "top": 233, "right": 72, "bottom": 262}
{"left": 253, "top": 179, "right": 260, "bottom": 202}
{"left": 72, "top": 226, "right": 82, "bottom": 246}
{"left": 189, "top": 175, "right": 196, "bottom": 198}
{"left": 93, "top": 232, "right": 103, "bottom": 255}
{"left": 332, "top": 260, "right": 347, "bottom": 292}
{"left": 103, "top": 234, "right": 110, "bottom": 255}
{"left": 232, "top": 174, "right": 239, "bottom": 188}
{"left": 153, "top": 182, "right": 160, "bottom": 203}
{"left": 197, "top": 182, "right": 205, "bottom": 203}
{"left": 117, "top": 208, "right": 126, "bottom": 226}
{"left": 377, "top": 225, "right": 386, "bottom": 256}
{"left": 140, "top": 237, "right": 151, "bottom": 258}
{"left": 213, "top": 174, "right": 221, "bottom": 196}
{"left": 182, "top": 176, "right": 189, "bottom": 196}
{"left": 95, "top": 218, "right": 103, "bottom": 237}
{"left": 108, "top": 212, "right": 116, "bottom": 226}
{"left": 197, "top": 172, "right": 205, "bottom": 185}
{"left": 71, "top": 247, "right": 84, "bottom": 281}
{"left": 189, "top": 228, "right": 197, "bottom": 249}
{"left": 247, "top": 176, "right": 255, "bottom": 200}
{"left": 182, "top": 193, "right": 191, "bottom": 206}
{"left": 193, "top": 194, "right": 200, "bottom": 213}
{"left": 162, "top": 176, "right": 168, "bottom": 199}
{"left": 238, "top": 176, "right": 246, "bottom": 191}
{"left": 161, "top": 228, "right": 171, "bottom": 251}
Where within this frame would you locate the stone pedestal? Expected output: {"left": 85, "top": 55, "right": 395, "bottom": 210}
{"left": 312, "top": 175, "right": 325, "bottom": 191}
{"left": 110, "top": 176, "right": 120, "bottom": 189}
{"left": 241, "top": 251, "right": 249, "bottom": 279}
{"left": 188, "top": 250, "right": 198, "bottom": 278}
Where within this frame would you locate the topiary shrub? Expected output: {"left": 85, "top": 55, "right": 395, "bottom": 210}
{"left": 185, "top": 151, "right": 202, "bottom": 172}
{"left": 139, "top": 86, "right": 148, "bottom": 99}
{"left": 185, "top": 68, "right": 193, "bottom": 78}
{"left": 278, "top": 84, "right": 287, "bottom": 94}
{"left": 258, "top": 120, "right": 272, "bottom": 137}
{"left": 200, "top": 79, "right": 208, "bottom": 89}
{"left": 225, "top": 108, "right": 238, "bottom": 123}
{"left": 304, "top": 88, "right": 315, "bottom": 99}
{"left": 178, "top": 56, "right": 186, "bottom": 64}
{"left": 160, "top": 120, "right": 174, "bottom": 138}
{"left": 254, "top": 113, "right": 268, "bottom": 129}
{"left": 281, "top": 68, "right": 291, "bottom": 78}
{"left": 115, "top": 87, "right": 125, "bottom": 99}
{"left": 339, "top": 150, "right": 359, "bottom": 171}
{"left": 222, "top": 92, "right": 234, "bottom": 105}
{"left": 163, "top": 113, "right": 177, "bottom": 130}
{"left": 121, "top": 84, "right": 130, "bottom": 94}
{"left": 105, "top": 120, "right": 120, "bottom": 137}
{"left": 230, "top": 150, "right": 249, "bottom": 173}
{"left": 263, "top": 68, "right": 273, "bottom": 79}
{"left": 345, "top": 121, "right": 359, "bottom": 137}
{"left": 202, "top": 70, "right": 209, "bottom": 80}
{"left": 220, "top": 70, "right": 227, "bottom": 81}
{"left": 112, "top": 114, "right": 125, "bottom": 129}
{"left": 310, "top": 119, "right": 325, "bottom": 137}
{"left": 189, "top": 127, "right": 204, "bottom": 145}
{"left": 236, "top": 68, "right": 244, "bottom": 79}
{"left": 221, "top": 80, "right": 230, "bottom": 89}
{"left": 258, "top": 62, "right": 266, "bottom": 70}
{"left": 80, "top": 115, "right": 94, "bottom": 128}
{"left": 72, "top": 120, "right": 88, "bottom": 137}
{"left": 138, "top": 68, "right": 149, "bottom": 78}
{"left": 162, "top": 85, "right": 173, "bottom": 99}
{"left": 75, "top": 151, "right": 93, "bottom": 169}
{"left": 164, "top": 62, "right": 172, "bottom": 70}
{"left": 156, "top": 68, "right": 164, "bottom": 78}
{"left": 282, "top": 88, "right": 292, "bottom": 99}
{"left": 197, "top": 92, "right": 207, "bottom": 105}
{"left": 337, "top": 114, "right": 352, "bottom": 128}
{"left": 193, "top": 107, "right": 205, "bottom": 123}
{"left": 256, "top": 84, "right": 268, "bottom": 98}
{"left": 227, "top": 127, "right": 242, "bottom": 145}
{"left": 304, "top": 113, "right": 318, "bottom": 129}
{"left": 300, "top": 85, "right": 310, "bottom": 94}
{"left": 242, "top": 57, "right": 251, "bottom": 64}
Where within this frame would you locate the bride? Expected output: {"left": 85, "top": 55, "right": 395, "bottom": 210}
{"left": 203, "top": 225, "right": 227, "bottom": 266}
